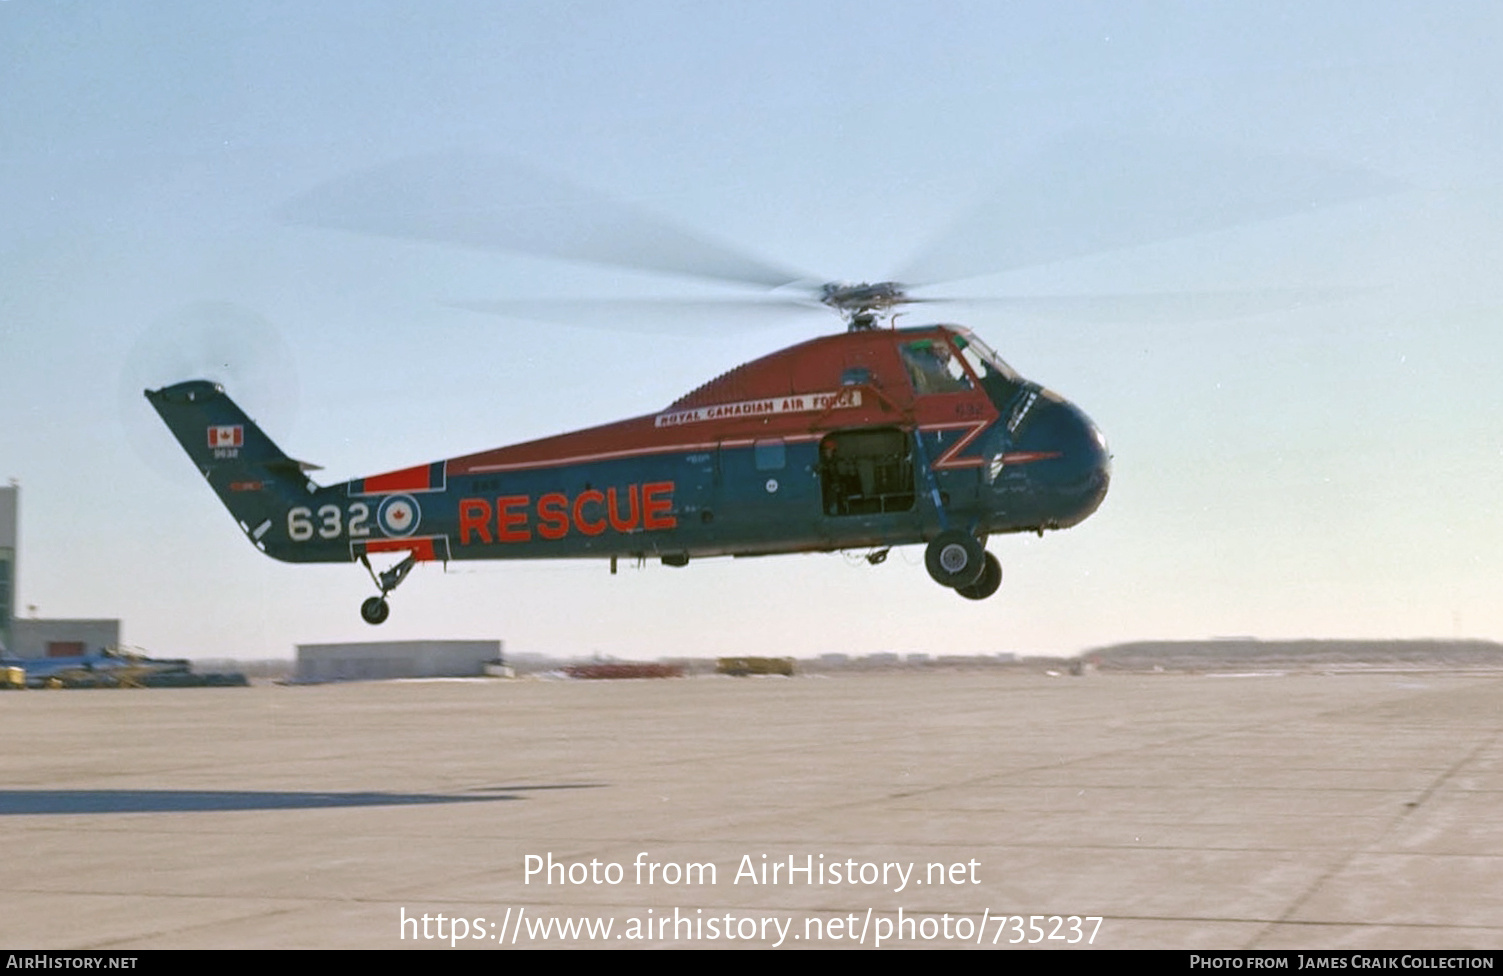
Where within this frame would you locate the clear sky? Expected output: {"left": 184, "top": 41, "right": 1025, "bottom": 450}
{"left": 3, "top": 1, "right": 1500, "bottom": 661}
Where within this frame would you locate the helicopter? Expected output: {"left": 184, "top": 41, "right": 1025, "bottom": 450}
{"left": 146, "top": 280, "right": 1108, "bottom": 623}
{"left": 144, "top": 141, "right": 1383, "bottom": 623}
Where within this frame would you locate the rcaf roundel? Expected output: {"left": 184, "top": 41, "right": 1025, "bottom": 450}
{"left": 377, "top": 494, "right": 421, "bottom": 537}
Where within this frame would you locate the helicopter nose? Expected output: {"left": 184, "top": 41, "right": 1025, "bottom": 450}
{"left": 1020, "top": 397, "right": 1111, "bottom": 527}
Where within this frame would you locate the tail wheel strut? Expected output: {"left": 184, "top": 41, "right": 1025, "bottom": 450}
{"left": 358, "top": 551, "right": 418, "bottom": 625}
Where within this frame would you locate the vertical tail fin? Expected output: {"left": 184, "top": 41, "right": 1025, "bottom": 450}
{"left": 145, "top": 380, "right": 327, "bottom": 561}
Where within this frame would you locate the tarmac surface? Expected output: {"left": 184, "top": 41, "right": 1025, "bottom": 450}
{"left": 4, "top": 669, "right": 1502, "bottom": 950}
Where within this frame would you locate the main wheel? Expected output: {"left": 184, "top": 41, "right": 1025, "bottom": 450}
{"left": 956, "top": 551, "right": 1002, "bottom": 600}
{"left": 925, "top": 530, "right": 986, "bottom": 588}
{"left": 360, "top": 596, "right": 390, "bottom": 625}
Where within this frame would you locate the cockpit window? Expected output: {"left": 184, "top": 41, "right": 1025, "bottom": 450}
{"left": 952, "top": 332, "right": 1019, "bottom": 382}
{"left": 952, "top": 332, "right": 1026, "bottom": 409}
{"left": 900, "top": 339, "right": 972, "bottom": 395}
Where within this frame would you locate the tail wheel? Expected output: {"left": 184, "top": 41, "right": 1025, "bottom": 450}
{"left": 925, "top": 530, "right": 986, "bottom": 588}
{"left": 360, "top": 597, "right": 390, "bottom": 625}
{"left": 956, "top": 551, "right": 1002, "bottom": 600}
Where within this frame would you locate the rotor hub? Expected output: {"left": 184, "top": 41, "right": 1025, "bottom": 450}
{"left": 818, "top": 281, "right": 915, "bottom": 330}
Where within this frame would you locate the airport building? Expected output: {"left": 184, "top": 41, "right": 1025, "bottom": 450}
{"left": 0, "top": 484, "right": 124, "bottom": 660}
{"left": 8, "top": 619, "right": 123, "bottom": 660}
{"left": 1, "top": 485, "right": 17, "bottom": 655}
{"left": 295, "top": 640, "right": 503, "bottom": 682}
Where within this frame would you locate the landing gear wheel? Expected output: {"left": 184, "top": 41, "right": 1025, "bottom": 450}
{"left": 925, "top": 530, "right": 986, "bottom": 588}
{"left": 358, "top": 552, "right": 418, "bottom": 625}
{"left": 360, "top": 596, "right": 390, "bottom": 625}
{"left": 956, "top": 552, "right": 1002, "bottom": 600}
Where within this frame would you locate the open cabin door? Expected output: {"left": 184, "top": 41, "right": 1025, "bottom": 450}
{"left": 817, "top": 427, "right": 917, "bottom": 516}
{"left": 813, "top": 426, "right": 922, "bottom": 548}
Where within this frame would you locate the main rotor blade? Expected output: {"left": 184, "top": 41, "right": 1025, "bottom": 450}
{"left": 932, "top": 287, "right": 1370, "bottom": 324}
{"left": 450, "top": 295, "right": 826, "bottom": 335}
{"left": 896, "top": 132, "right": 1403, "bottom": 286}
{"left": 281, "top": 153, "right": 810, "bottom": 290}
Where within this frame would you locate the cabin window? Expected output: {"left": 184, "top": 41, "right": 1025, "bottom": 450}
{"left": 754, "top": 439, "right": 786, "bottom": 471}
{"left": 952, "top": 332, "right": 1026, "bottom": 408}
{"left": 900, "top": 339, "right": 972, "bottom": 395}
{"left": 818, "top": 428, "right": 915, "bottom": 516}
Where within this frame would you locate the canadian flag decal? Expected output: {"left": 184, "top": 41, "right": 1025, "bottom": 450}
{"left": 208, "top": 425, "right": 244, "bottom": 448}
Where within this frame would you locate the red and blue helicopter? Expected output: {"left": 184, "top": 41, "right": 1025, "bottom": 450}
{"left": 145, "top": 140, "right": 1380, "bottom": 623}
{"left": 147, "top": 279, "right": 1109, "bottom": 623}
